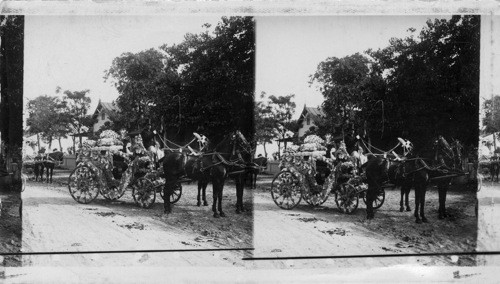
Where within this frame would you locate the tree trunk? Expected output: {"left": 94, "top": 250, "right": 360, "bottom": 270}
{"left": 263, "top": 143, "right": 268, "bottom": 158}
{"left": 37, "top": 133, "right": 41, "bottom": 152}
{"left": 48, "top": 136, "right": 52, "bottom": 151}
{"left": 277, "top": 140, "right": 281, "bottom": 160}
{"left": 72, "top": 136, "right": 76, "bottom": 152}
{"left": 58, "top": 137, "right": 62, "bottom": 152}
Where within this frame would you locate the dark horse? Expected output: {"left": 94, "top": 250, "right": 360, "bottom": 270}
{"left": 33, "top": 155, "right": 45, "bottom": 182}
{"left": 364, "top": 136, "right": 464, "bottom": 223}
{"left": 162, "top": 131, "right": 253, "bottom": 217}
{"left": 415, "top": 136, "right": 465, "bottom": 221}
{"left": 359, "top": 139, "right": 413, "bottom": 218}
{"left": 246, "top": 156, "right": 268, "bottom": 189}
{"left": 41, "top": 151, "right": 64, "bottom": 183}
{"left": 33, "top": 152, "right": 64, "bottom": 183}
{"left": 364, "top": 152, "right": 417, "bottom": 220}
{"left": 489, "top": 155, "right": 499, "bottom": 182}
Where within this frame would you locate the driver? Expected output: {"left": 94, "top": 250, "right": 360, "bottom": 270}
{"left": 140, "top": 121, "right": 158, "bottom": 164}
{"left": 141, "top": 122, "right": 156, "bottom": 153}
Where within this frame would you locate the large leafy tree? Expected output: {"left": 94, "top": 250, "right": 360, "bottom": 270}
{"left": 368, "top": 15, "right": 480, "bottom": 149}
{"left": 60, "top": 89, "right": 94, "bottom": 149}
{"left": 105, "top": 48, "right": 177, "bottom": 132}
{"left": 310, "top": 53, "right": 385, "bottom": 143}
{"left": 254, "top": 92, "right": 297, "bottom": 158}
{"left": 312, "top": 16, "right": 479, "bottom": 151}
{"left": 106, "top": 17, "right": 255, "bottom": 144}
{"left": 26, "top": 95, "right": 67, "bottom": 151}
{"left": 254, "top": 97, "right": 274, "bottom": 157}
{"left": 483, "top": 95, "right": 500, "bottom": 135}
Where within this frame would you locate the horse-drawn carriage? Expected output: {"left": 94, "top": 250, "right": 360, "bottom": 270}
{"left": 478, "top": 156, "right": 499, "bottom": 182}
{"left": 67, "top": 130, "right": 181, "bottom": 208}
{"left": 270, "top": 136, "right": 383, "bottom": 214}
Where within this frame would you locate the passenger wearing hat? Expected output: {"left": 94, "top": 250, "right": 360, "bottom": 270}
{"left": 141, "top": 121, "right": 158, "bottom": 164}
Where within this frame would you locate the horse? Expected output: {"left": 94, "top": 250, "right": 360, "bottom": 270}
{"left": 406, "top": 136, "right": 465, "bottom": 223}
{"left": 489, "top": 155, "right": 499, "bottom": 182}
{"left": 246, "top": 156, "right": 268, "bottom": 189}
{"left": 33, "top": 155, "right": 45, "bottom": 182}
{"left": 40, "top": 151, "right": 64, "bottom": 183}
{"left": 155, "top": 132, "right": 210, "bottom": 207}
{"left": 162, "top": 131, "right": 253, "bottom": 217}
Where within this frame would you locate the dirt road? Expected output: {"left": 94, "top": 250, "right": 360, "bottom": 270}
{"left": 21, "top": 171, "right": 253, "bottom": 267}
{"left": 477, "top": 180, "right": 500, "bottom": 265}
{"left": 251, "top": 175, "right": 477, "bottom": 269}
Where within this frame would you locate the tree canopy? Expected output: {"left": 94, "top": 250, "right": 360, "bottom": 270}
{"left": 483, "top": 95, "right": 500, "bottom": 135}
{"left": 105, "top": 16, "right": 255, "bottom": 144}
{"left": 312, "top": 15, "right": 479, "bottom": 150}
{"left": 254, "top": 92, "right": 297, "bottom": 157}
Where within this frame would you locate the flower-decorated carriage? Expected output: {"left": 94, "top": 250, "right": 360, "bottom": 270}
{"left": 67, "top": 130, "right": 176, "bottom": 208}
{"left": 270, "top": 135, "right": 378, "bottom": 213}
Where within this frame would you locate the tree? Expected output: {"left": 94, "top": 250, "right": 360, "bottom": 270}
{"left": 310, "top": 53, "right": 385, "bottom": 143}
{"left": 61, "top": 89, "right": 94, "bottom": 150}
{"left": 368, "top": 15, "right": 479, "bottom": 149}
{"left": 254, "top": 92, "right": 297, "bottom": 158}
{"left": 106, "top": 17, "right": 255, "bottom": 144}
{"left": 311, "top": 16, "right": 479, "bottom": 150}
{"left": 483, "top": 95, "right": 500, "bottom": 134}
{"left": 0, "top": 16, "right": 24, "bottom": 183}
{"left": 26, "top": 95, "right": 67, "bottom": 151}
{"left": 254, "top": 92, "right": 277, "bottom": 157}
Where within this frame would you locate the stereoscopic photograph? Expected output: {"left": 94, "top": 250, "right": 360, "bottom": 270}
{"left": 252, "top": 15, "right": 480, "bottom": 268}
{"left": 20, "top": 15, "right": 254, "bottom": 267}
{"left": 1, "top": 7, "right": 499, "bottom": 282}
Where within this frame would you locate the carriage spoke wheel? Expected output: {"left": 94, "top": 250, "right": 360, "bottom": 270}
{"left": 100, "top": 185, "right": 126, "bottom": 201}
{"left": 271, "top": 171, "right": 302, "bottom": 210}
{"left": 335, "top": 183, "right": 359, "bottom": 214}
{"left": 362, "top": 187, "right": 385, "bottom": 209}
{"left": 303, "top": 185, "right": 330, "bottom": 206}
{"left": 166, "top": 182, "right": 182, "bottom": 204}
{"left": 132, "top": 178, "right": 156, "bottom": 209}
{"left": 68, "top": 165, "right": 100, "bottom": 204}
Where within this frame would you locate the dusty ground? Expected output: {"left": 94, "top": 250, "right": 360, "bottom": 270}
{"left": 476, "top": 180, "right": 500, "bottom": 266}
{"left": 21, "top": 169, "right": 253, "bottom": 267}
{"left": 251, "top": 174, "right": 478, "bottom": 269}
{"left": 0, "top": 191, "right": 22, "bottom": 267}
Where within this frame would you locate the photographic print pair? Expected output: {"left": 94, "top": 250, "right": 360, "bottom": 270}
{"left": 0, "top": 15, "right": 483, "bottom": 268}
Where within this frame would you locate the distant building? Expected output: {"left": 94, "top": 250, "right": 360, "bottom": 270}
{"left": 92, "top": 100, "right": 119, "bottom": 133}
{"left": 297, "top": 105, "right": 326, "bottom": 139}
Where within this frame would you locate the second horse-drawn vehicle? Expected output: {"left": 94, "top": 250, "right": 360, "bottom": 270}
{"left": 270, "top": 135, "right": 384, "bottom": 214}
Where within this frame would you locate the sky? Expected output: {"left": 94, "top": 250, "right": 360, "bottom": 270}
{"left": 24, "top": 15, "right": 223, "bottom": 113}
{"left": 25, "top": 16, "right": 448, "bottom": 118}
{"left": 256, "top": 16, "right": 449, "bottom": 119}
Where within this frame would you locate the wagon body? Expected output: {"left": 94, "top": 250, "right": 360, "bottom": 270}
{"left": 270, "top": 150, "right": 382, "bottom": 213}
{"left": 67, "top": 146, "right": 179, "bottom": 207}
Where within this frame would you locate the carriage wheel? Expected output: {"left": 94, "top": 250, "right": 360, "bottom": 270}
{"left": 132, "top": 178, "right": 156, "bottom": 209}
{"left": 362, "top": 187, "right": 385, "bottom": 209}
{"left": 271, "top": 171, "right": 302, "bottom": 210}
{"left": 100, "top": 185, "right": 126, "bottom": 201}
{"left": 335, "top": 183, "right": 359, "bottom": 214}
{"left": 168, "top": 182, "right": 182, "bottom": 204}
{"left": 303, "top": 186, "right": 330, "bottom": 206}
{"left": 68, "top": 165, "right": 100, "bottom": 204}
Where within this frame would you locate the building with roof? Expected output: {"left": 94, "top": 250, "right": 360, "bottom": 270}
{"left": 92, "top": 100, "right": 120, "bottom": 133}
{"left": 296, "top": 105, "right": 325, "bottom": 139}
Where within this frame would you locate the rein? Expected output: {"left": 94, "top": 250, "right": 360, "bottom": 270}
{"left": 360, "top": 138, "right": 402, "bottom": 158}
